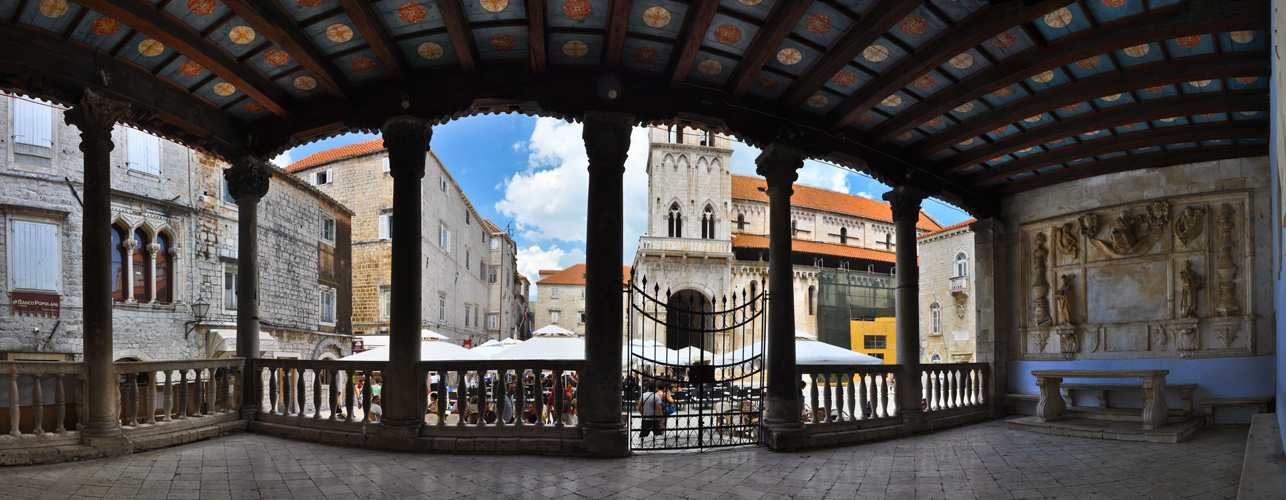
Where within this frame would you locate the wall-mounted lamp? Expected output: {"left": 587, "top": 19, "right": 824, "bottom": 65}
{"left": 184, "top": 297, "right": 210, "bottom": 339}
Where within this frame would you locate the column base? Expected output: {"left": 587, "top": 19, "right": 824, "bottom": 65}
{"left": 80, "top": 423, "right": 122, "bottom": 438}
{"left": 581, "top": 421, "right": 629, "bottom": 457}
{"left": 81, "top": 432, "right": 132, "bottom": 457}
{"left": 761, "top": 422, "right": 808, "bottom": 451}
{"left": 239, "top": 406, "right": 259, "bottom": 421}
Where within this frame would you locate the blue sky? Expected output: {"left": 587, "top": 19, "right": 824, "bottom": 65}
{"left": 275, "top": 114, "right": 972, "bottom": 296}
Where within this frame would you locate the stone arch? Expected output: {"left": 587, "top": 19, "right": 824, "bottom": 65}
{"left": 312, "top": 338, "right": 345, "bottom": 360}
{"left": 676, "top": 155, "right": 690, "bottom": 170}
{"left": 665, "top": 288, "right": 713, "bottom": 351}
{"left": 696, "top": 156, "right": 708, "bottom": 172}
{"left": 662, "top": 153, "right": 675, "bottom": 171}
{"left": 114, "top": 349, "right": 155, "bottom": 362}
{"left": 711, "top": 157, "right": 722, "bottom": 172}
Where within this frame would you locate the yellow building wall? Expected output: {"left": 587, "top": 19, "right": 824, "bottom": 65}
{"left": 850, "top": 317, "right": 896, "bottom": 364}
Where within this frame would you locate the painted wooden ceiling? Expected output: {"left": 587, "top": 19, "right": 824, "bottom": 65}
{"left": 0, "top": 0, "right": 1269, "bottom": 214}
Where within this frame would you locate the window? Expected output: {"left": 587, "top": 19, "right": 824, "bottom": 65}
{"left": 930, "top": 303, "right": 941, "bottom": 335}
{"left": 439, "top": 223, "right": 451, "bottom": 252}
{"left": 312, "top": 169, "right": 332, "bottom": 185}
{"left": 735, "top": 213, "right": 746, "bottom": 231}
{"left": 489, "top": 269, "right": 497, "bottom": 283}
{"left": 863, "top": 335, "right": 887, "bottom": 350}
{"left": 223, "top": 265, "right": 238, "bottom": 310}
{"left": 379, "top": 286, "right": 391, "bottom": 319}
{"left": 791, "top": 220, "right": 798, "bottom": 237}
{"left": 486, "top": 313, "right": 498, "bottom": 330}
{"left": 808, "top": 285, "right": 815, "bottom": 315}
{"left": 550, "top": 310, "right": 560, "bottom": 324}
{"left": 320, "top": 214, "right": 336, "bottom": 244}
{"left": 378, "top": 214, "right": 391, "bottom": 240}
{"left": 320, "top": 287, "right": 336, "bottom": 324}
{"left": 12, "top": 96, "right": 52, "bottom": 149}
{"left": 872, "top": 353, "right": 885, "bottom": 361}
{"left": 490, "top": 237, "right": 499, "bottom": 250}
{"left": 701, "top": 205, "right": 715, "bottom": 239}
{"left": 465, "top": 305, "right": 471, "bottom": 327}
{"left": 126, "top": 128, "right": 161, "bottom": 175}
{"left": 438, "top": 295, "right": 446, "bottom": 321}
{"left": 955, "top": 253, "right": 968, "bottom": 277}
{"left": 223, "top": 174, "right": 237, "bottom": 205}
{"left": 465, "top": 214, "right": 471, "bottom": 225}
{"left": 465, "top": 249, "right": 470, "bottom": 269}
{"left": 381, "top": 156, "right": 390, "bottom": 173}
{"left": 440, "top": 175, "right": 448, "bottom": 193}
{"left": 475, "top": 307, "right": 479, "bottom": 328}
{"left": 155, "top": 233, "right": 172, "bottom": 304}
{"left": 580, "top": 289, "right": 585, "bottom": 300}
{"left": 131, "top": 229, "right": 150, "bottom": 302}
{"left": 839, "top": 227, "right": 847, "bottom": 245}
{"left": 9, "top": 219, "right": 59, "bottom": 291}
{"left": 577, "top": 311, "right": 585, "bottom": 324}
{"left": 551, "top": 288, "right": 559, "bottom": 299}
{"left": 111, "top": 225, "right": 127, "bottom": 300}
{"left": 667, "top": 203, "right": 683, "bottom": 237}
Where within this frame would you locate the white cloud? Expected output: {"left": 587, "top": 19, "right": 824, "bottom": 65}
{"left": 796, "top": 161, "right": 852, "bottom": 193}
{"left": 270, "top": 151, "right": 292, "bottom": 168}
{"left": 494, "top": 117, "right": 651, "bottom": 263}
{"left": 516, "top": 244, "right": 585, "bottom": 298}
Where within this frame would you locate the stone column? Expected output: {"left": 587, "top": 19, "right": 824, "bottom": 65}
{"left": 580, "top": 111, "right": 632, "bottom": 456}
{"left": 146, "top": 243, "right": 159, "bottom": 303}
{"left": 63, "top": 89, "right": 130, "bottom": 437}
{"left": 122, "top": 239, "right": 137, "bottom": 303}
{"left": 969, "top": 219, "right": 1008, "bottom": 416}
{"left": 379, "top": 115, "right": 430, "bottom": 435}
{"left": 225, "top": 157, "right": 271, "bottom": 416}
{"left": 756, "top": 144, "right": 807, "bottom": 449}
{"left": 884, "top": 186, "right": 928, "bottom": 417}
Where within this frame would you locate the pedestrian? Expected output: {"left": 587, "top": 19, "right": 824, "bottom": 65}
{"left": 637, "top": 381, "right": 662, "bottom": 440}
{"left": 367, "top": 395, "right": 382, "bottom": 422}
{"left": 372, "top": 380, "right": 382, "bottom": 399}
{"left": 429, "top": 372, "right": 440, "bottom": 394}
{"left": 502, "top": 384, "right": 516, "bottom": 424}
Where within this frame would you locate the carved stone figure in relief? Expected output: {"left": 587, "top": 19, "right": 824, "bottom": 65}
{"left": 1031, "top": 233, "right": 1052, "bottom": 327}
{"left": 1109, "top": 211, "right": 1138, "bottom": 254}
{"left": 1055, "top": 222, "right": 1077, "bottom": 259}
{"left": 1148, "top": 201, "right": 1170, "bottom": 231}
{"left": 1053, "top": 274, "right": 1074, "bottom": 326}
{"left": 1079, "top": 213, "right": 1099, "bottom": 238}
{"left": 1173, "top": 205, "right": 1205, "bottom": 245}
{"left": 1089, "top": 209, "right": 1162, "bottom": 258}
{"left": 1178, "top": 260, "right": 1203, "bottom": 319}
{"left": 1214, "top": 203, "right": 1242, "bottom": 316}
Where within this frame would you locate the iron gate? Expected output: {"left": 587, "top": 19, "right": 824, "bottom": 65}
{"left": 625, "top": 276, "right": 766, "bottom": 451}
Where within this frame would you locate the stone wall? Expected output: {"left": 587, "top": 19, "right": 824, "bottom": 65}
{"left": 535, "top": 284, "right": 587, "bottom": 334}
{"left": 1001, "top": 157, "right": 1274, "bottom": 402}
{"left": 918, "top": 226, "right": 976, "bottom": 363}
{"left": 1272, "top": 1, "right": 1286, "bottom": 453}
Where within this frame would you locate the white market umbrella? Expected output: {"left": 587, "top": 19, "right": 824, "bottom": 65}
{"left": 471, "top": 339, "right": 513, "bottom": 357}
{"left": 500, "top": 337, "right": 523, "bottom": 346}
{"left": 717, "top": 330, "right": 882, "bottom": 366}
{"left": 675, "top": 346, "right": 715, "bottom": 365}
{"left": 339, "top": 332, "right": 484, "bottom": 362}
{"left": 622, "top": 343, "right": 682, "bottom": 368}
{"left": 490, "top": 325, "right": 584, "bottom": 360}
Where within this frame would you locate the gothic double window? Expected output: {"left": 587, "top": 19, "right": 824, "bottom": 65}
{"left": 111, "top": 224, "right": 174, "bottom": 304}
{"left": 667, "top": 203, "right": 683, "bottom": 238}
{"left": 700, "top": 205, "right": 715, "bottom": 239}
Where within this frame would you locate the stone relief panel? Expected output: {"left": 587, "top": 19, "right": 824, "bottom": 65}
{"left": 1018, "top": 191, "right": 1256, "bottom": 361}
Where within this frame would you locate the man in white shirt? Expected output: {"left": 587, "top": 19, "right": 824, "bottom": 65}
{"left": 502, "top": 384, "right": 516, "bottom": 423}
{"left": 367, "top": 396, "right": 383, "bottom": 422}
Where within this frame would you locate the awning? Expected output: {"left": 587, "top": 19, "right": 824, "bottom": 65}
{"left": 208, "top": 329, "right": 280, "bottom": 356}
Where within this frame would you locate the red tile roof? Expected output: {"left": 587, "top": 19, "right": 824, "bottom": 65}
{"left": 536, "top": 264, "right": 633, "bottom": 286}
{"left": 730, "top": 175, "right": 941, "bottom": 231}
{"left": 482, "top": 218, "right": 501, "bottom": 233}
{"left": 731, "top": 234, "right": 898, "bottom": 263}
{"left": 285, "top": 138, "right": 384, "bottom": 172}
{"left": 917, "top": 218, "right": 977, "bottom": 240}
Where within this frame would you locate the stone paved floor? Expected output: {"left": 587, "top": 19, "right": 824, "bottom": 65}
{"left": 0, "top": 419, "right": 1248, "bottom": 500}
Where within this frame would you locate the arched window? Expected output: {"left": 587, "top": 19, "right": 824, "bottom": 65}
{"left": 808, "top": 285, "right": 816, "bottom": 315}
{"left": 111, "top": 225, "right": 127, "bottom": 301}
{"left": 132, "top": 229, "right": 151, "bottom": 302}
{"left": 749, "top": 281, "right": 758, "bottom": 311}
{"left": 735, "top": 213, "right": 746, "bottom": 231}
{"left": 701, "top": 205, "right": 715, "bottom": 239}
{"left": 931, "top": 354, "right": 941, "bottom": 363}
{"left": 839, "top": 227, "right": 847, "bottom": 245}
{"left": 884, "top": 233, "right": 893, "bottom": 250}
{"left": 791, "top": 220, "right": 798, "bottom": 237}
{"left": 930, "top": 303, "right": 941, "bottom": 335}
{"left": 955, "top": 252, "right": 968, "bottom": 277}
{"left": 155, "top": 233, "right": 172, "bottom": 304}
{"left": 667, "top": 203, "right": 683, "bottom": 238}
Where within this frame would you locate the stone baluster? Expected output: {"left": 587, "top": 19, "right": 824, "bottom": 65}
{"left": 947, "top": 371, "right": 956, "bottom": 409}
{"left": 178, "top": 370, "right": 189, "bottom": 418}
{"left": 845, "top": 373, "right": 856, "bottom": 422}
{"left": 808, "top": 375, "right": 819, "bottom": 423}
{"left": 976, "top": 369, "right": 985, "bottom": 405}
{"left": 533, "top": 371, "right": 544, "bottom": 428}
{"left": 226, "top": 158, "right": 271, "bottom": 418}
{"left": 146, "top": 372, "right": 157, "bottom": 423}
{"left": 874, "top": 375, "right": 887, "bottom": 418}
{"left": 128, "top": 372, "right": 139, "bottom": 426}
{"left": 9, "top": 373, "right": 19, "bottom": 435}
{"left": 296, "top": 370, "right": 306, "bottom": 423}
{"left": 31, "top": 373, "right": 43, "bottom": 434}
{"left": 54, "top": 373, "right": 66, "bottom": 433}
{"left": 476, "top": 371, "right": 487, "bottom": 428}
{"left": 928, "top": 371, "right": 937, "bottom": 410}
{"left": 361, "top": 373, "right": 373, "bottom": 422}
{"left": 193, "top": 369, "right": 205, "bottom": 417}
{"left": 956, "top": 371, "right": 965, "bottom": 408}
{"left": 435, "top": 372, "right": 448, "bottom": 426}
{"left": 267, "top": 369, "right": 279, "bottom": 415}
{"left": 163, "top": 371, "right": 173, "bottom": 421}
{"left": 514, "top": 371, "right": 525, "bottom": 427}
{"left": 553, "top": 370, "right": 565, "bottom": 428}
{"left": 327, "top": 370, "right": 339, "bottom": 421}
{"left": 888, "top": 373, "right": 899, "bottom": 417}
{"left": 855, "top": 373, "right": 867, "bottom": 420}
{"left": 65, "top": 89, "right": 130, "bottom": 437}
{"left": 345, "top": 371, "right": 357, "bottom": 423}
{"left": 822, "top": 373, "right": 834, "bottom": 423}
{"left": 921, "top": 372, "right": 929, "bottom": 411}
{"left": 313, "top": 370, "right": 323, "bottom": 420}
{"left": 454, "top": 371, "right": 466, "bottom": 426}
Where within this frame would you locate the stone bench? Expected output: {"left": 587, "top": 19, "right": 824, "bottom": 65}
{"left": 1031, "top": 369, "right": 1171, "bottom": 430}
{"left": 1199, "top": 397, "right": 1271, "bottom": 424}
{"left": 1059, "top": 382, "right": 1196, "bottom": 415}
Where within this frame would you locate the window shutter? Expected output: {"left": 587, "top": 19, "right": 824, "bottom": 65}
{"left": 11, "top": 221, "right": 57, "bottom": 290}
{"left": 12, "top": 97, "right": 32, "bottom": 146}
{"left": 310, "top": 172, "right": 318, "bottom": 185}
{"left": 325, "top": 168, "right": 333, "bottom": 184}
{"left": 382, "top": 157, "right": 390, "bottom": 172}
{"left": 378, "top": 214, "right": 389, "bottom": 240}
{"left": 127, "top": 129, "right": 145, "bottom": 171}
{"left": 13, "top": 98, "right": 52, "bottom": 148}
{"left": 146, "top": 134, "right": 161, "bottom": 175}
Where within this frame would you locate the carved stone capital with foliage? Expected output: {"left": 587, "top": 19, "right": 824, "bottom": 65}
{"left": 225, "top": 157, "right": 272, "bottom": 202}
{"left": 582, "top": 112, "right": 634, "bottom": 174}
{"left": 755, "top": 144, "right": 805, "bottom": 197}
{"left": 382, "top": 115, "right": 431, "bottom": 179}
{"left": 63, "top": 88, "right": 130, "bottom": 157}
{"left": 883, "top": 185, "right": 929, "bottom": 223}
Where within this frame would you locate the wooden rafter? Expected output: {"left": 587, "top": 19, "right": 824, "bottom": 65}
{"left": 726, "top": 0, "right": 814, "bottom": 100}
{"left": 336, "top": 0, "right": 409, "bottom": 83}
{"left": 779, "top": 0, "right": 925, "bottom": 109}
{"left": 74, "top": 0, "right": 292, "bottom": 117}
{"left": 527, "top": 0, "right": 546, "bottom": 78}
{"left": 996, "top": 145, "right": 1266, "bottom": 194}
{"left": 603, "top": 0, "right": 632, "bottom": 69}
{"left": 667, "top": 0, "right": 720, "bottom": 90}
{"left": 967, "top": 120, "right": 1268, "bottom": 184}
{"left": 222, "top": 0, "right": 349, "bottom": 98}
{"left": 437, "top": 0, "right": 478, "bottom": 75}
{"left": 868, "top": 0, "right": 1266, "bottom": 142}
{"left": 915, "top": 51, "right": 1268, "bottom": 156}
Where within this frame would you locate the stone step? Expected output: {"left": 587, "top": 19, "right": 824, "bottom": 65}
{"left": 1006, "top": 415, "right": 1203, "bottom": 443}
{"left": 1236, "top": 414, "right": 1286, "bottom": 500}
{"left": 1064, "top": 405, "right": 1190, "bottom": 423}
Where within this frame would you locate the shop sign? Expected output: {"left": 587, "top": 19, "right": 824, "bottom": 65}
{"left": 12, "top": 292, "right": 59, "bottom": 317}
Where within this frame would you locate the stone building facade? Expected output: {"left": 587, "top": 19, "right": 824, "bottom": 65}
{"left": 533, "top": 264, "right": 630, "bottom": 335}
{"left": 286, "top": 140, "right": 523, "bottom": 346}
{"left": 917, "top": 220, "right": 978, "bottom": 363}
{"left": 630, "top": 126, "right": 941, "bottom": 352}
{"left": 0, "top": 93, "right": 352, "bottom": 363}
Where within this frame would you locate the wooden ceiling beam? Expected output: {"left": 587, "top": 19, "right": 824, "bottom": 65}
{"left": 995, "top": 145, "right": 1266, "bottom": 194}
{"left": 727, "top": 0, "right": 814, "bottom": 100}
{"left": 222, "top": 0, "right": 349, "bottom": 98}
{"left": 869, "top": 0, "right": 1267, "bottom": 142}
{"left": 74, "top": 0, "right": 292, "bottom": 117}
{"left": 779, "top": 0, "right": 924, "bottom": 109}
{"left": 968, "top": 120, "right": 1267, "bottom": 184}
{"left": 437, "top": 0, "right": 478, "bottom": 75}
{"left": 603, "top": 0, "right": 632, "bottom": 69}
{"left": 940, "top": 92, "right": 1267, "bottom": 174}
{"left": 527, "top": 0, "right": 546, "bottom": 78}
{"left": 336, "top": 0, "right": 410, "bottom": 83}
{"left": 915, "top": 51, "right": 1268, "bottom": 156}
{"left": 667, "top": 0, "right": 720, "bottom": 90}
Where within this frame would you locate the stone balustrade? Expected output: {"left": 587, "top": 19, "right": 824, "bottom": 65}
{"left": 799, "top": 364, "right": 903, "bottom": 426}
{"left": 115, "top": 359, "right": 244, "bottom": 427}
{"left": 0, "top": 361, "right": 86, "bottom": 439}
{"left": 637, "top": 236, "right": 732, "bottom": 256}
{"left": 949, "top": 275, "right": 969, "bottom": 292}
{"left": 417, "top": 360, "right": 584, "bottom": 434}
{"left": 921, "top": 363, "right": 988, "bottom": 413}
{"left": 255, "top": 359, "right": 384, "bottom": 428}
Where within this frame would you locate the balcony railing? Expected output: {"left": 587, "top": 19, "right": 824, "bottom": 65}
{"left": 922, "top": 363, "right": 988, "bottom": 412}
{"left": 0, "top": 361, "right": 86, "bottom": 442}
{"left": 800, "top": 364, "right": 903, "bottom": 427}
{"left": 949, "top": 276, "right": 969, "bottom": 292}
{"left": 115, "top": 359, "right": 244, "bottom": 428}
{"left": 637, "top": 236, "right": 732, "bottom": 256}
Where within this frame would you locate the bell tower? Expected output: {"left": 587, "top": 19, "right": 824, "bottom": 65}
{"left": 645, "top": 124, "right": 733, "bottom": 241}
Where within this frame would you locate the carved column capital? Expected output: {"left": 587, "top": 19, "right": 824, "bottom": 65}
{"left": 755, "top": 144, "right": 805, "bottom": 196}
{"left": 225, "top": 157, "right": 272, "bottom": 202}
{"left": 63, "top": 89, "right": 130, "bottom": 157}
{"left": 382, "top": 115, "right": 431, "bottom": 179}
{"left": 582, "top": 112, "right": 634, "bottom": 174}
{"left": 146, "top": 243, "right": 160, "bottom": 256}
{"left": 122, "top": 238, "right": 137, "bottom": 252}
{"left": 883, "top": 185, "right": 929, "bottom": 223}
